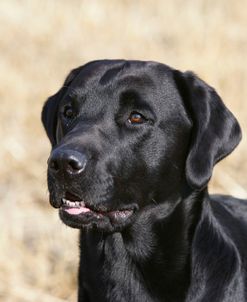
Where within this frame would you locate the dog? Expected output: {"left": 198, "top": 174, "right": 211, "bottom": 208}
{"left": 42, "top": 60, "right": 247, "bottom": 302}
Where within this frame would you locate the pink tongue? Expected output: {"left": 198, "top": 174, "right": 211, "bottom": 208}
{"left": 64, "top": 206, "right": 91, "bottom": 215}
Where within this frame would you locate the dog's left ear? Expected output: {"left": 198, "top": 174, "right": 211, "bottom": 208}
{"left": 173, "top": 70, "right": 242, "bottom": 190}
{"left": 41, "top": 67, "right": 82, "bottom": 146}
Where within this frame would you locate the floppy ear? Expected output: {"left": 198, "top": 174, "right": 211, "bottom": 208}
{"left": 41, "top": 67, "right": 82, "bottom": 146}
{"left": 173, "top": 70, "right": 242, "bottom": 190}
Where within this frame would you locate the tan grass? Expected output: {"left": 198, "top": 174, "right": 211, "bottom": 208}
{"left": 0, "top": 0, "right": 246, "bottom": 300}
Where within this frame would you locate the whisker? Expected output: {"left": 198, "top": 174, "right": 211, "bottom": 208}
{"left": 151, "top": 198, "right": 158, "bottom": 205}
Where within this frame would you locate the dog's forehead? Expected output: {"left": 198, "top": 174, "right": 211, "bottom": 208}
{"left": 64, "top": 60, "right": 184, "bottom": 115}
{"left": 70, "top": 60, "right": 173, "bottom": 94}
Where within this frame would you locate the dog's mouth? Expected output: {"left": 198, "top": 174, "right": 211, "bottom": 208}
{"left": 61, "top": 199, "right": 134, "bottom": 221}
{"left": 61, "top": 199, "right": 91, "bottom": 215}
{"left": 58, "top": 191, "right": 135, "bottom": 230}
{"left": 60, "top": 191, "right": 91, "bottom": 215}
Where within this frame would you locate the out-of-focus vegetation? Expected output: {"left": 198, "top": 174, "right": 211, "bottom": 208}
{"left": 0, "top": 0, "right": 246, "bottom": 301}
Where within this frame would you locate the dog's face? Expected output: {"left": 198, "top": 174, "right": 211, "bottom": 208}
{"left": 42, "top": 60, "right": 241, "bottom": 232}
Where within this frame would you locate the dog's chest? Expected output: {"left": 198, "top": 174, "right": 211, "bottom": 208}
{"left": 80, "top": 231, "right": 152, "bottom": 302}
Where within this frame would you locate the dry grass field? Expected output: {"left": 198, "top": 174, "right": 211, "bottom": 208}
{"left": 0, "top": 0, "right": 247, "bottom": 301}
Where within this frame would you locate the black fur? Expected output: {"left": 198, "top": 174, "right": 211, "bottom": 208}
{"left": 42, "top": 60, "right": 247, "bottom": 302}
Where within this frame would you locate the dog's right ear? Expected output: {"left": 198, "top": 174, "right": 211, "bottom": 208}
{"left": 41, "top": 67, "right": 82, "bottom": 146}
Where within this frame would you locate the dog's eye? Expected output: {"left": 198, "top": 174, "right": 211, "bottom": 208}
{"left": 128, "top": 112, "right": 146, "bottom": 124}
{"left": 63, "top": 105, "right": 75, "bottom": 119}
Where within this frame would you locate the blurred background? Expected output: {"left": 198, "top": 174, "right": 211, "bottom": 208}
{"left": 0, "top": 0, "right": 246, "bottom": 301}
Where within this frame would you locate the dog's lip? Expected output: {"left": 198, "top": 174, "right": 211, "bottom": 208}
{"left": 60, "top": 198, "right": 135, "bottom": 219}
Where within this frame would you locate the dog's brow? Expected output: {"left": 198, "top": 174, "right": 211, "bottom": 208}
{"left": 65, "top": 87, "right": 87, "bottom": 101}
{"left": 119, "top": 90, "right": 155, "bottom": 115}
{"left": 61, "top": 85, "right": 79, "bottom": 95}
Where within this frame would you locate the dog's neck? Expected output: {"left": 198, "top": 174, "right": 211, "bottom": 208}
{"left": 79, "top": 189, "right": 205, "bottom": 302}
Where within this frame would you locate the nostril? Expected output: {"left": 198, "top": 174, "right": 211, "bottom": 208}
{"left": 68, "top": 158, "right": 84, "bottom": 171}
{"left": 49, "top": 159, "right": 59, "bottom": 172}
{"left": 67, "top": 156, "right": 86, "bottom": 173}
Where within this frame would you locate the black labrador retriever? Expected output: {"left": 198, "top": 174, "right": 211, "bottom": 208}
{"left": 42, "top": 60, "right": 247, "bottom": 302}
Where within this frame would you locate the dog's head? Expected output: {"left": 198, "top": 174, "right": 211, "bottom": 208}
{"left": 42, "top": 60, "right": 241, "bottom": 232}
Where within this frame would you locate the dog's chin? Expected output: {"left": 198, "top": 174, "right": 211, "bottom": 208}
{"left": 57, "top": 198, "right": 136, "bottom": 232}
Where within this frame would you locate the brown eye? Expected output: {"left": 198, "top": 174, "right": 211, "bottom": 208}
{"left": 128, "top": 112, "right": 145, "bottom": 124}
{"left": 63, "top": 105, "right": 75, "bottom": 119}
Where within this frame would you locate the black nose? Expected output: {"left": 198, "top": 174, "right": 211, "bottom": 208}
{"left": 48, "top": 149, "right": 87, "bottom": 175}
